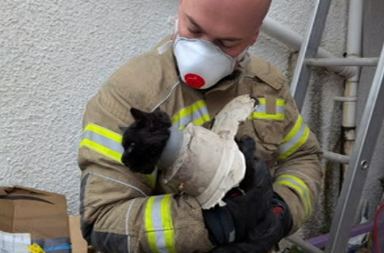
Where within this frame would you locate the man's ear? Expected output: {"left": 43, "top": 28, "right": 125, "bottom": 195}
{"left": 250, "top": 30, "right": 260, "bottom": 46}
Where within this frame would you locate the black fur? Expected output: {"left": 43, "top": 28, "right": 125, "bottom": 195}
{"left": 121, "top": 107, "right": 172, "bottom": 174}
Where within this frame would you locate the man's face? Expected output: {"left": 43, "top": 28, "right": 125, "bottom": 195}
{"left": 177, "top": 0, "right": 270, "bottom": 58}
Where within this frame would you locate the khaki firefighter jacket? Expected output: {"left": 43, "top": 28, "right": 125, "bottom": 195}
{"left": 78, "top": 37, "right": 323, "bottom": 253}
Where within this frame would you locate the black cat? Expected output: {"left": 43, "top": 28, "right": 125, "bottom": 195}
{"left": 121, "top": 107, "right": 171, "bottom": 174}
{"left": 121, "top": 107, "right": 273, "bottom": 253}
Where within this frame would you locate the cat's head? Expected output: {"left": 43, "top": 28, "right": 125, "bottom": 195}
{"left": 121, "top": 107, "right": 172, "bottom": 174}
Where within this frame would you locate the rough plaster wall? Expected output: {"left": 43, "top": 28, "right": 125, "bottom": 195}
{"left": 0, "top": 0, "right": 349, "bottom": 241}
{"left": 0, "top": 0, "right": 180, "bottom": 214}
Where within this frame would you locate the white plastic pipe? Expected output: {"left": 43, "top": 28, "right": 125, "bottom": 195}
{"left": 343, "top": 0, "right": 364, "bottom": 129}
{"left": 306, "top": 57, "right": 379, "bottom": 66}
{"left": 260, "top": 17, "right": 357, "bottom": 78}
{"left": 342, "top": 0, "right": 364, "bottom": 179}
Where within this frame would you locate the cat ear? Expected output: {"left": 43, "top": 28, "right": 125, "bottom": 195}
{"left": 130, "top": 107, "right": 147, "bottom": 120}
{"left": 119, "top": 126, "right": 128, "bottom": 131}
{"left": 130, "top": 107, "right": 154, "bottom": 127}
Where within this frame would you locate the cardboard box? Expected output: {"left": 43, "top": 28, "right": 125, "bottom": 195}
{"left": 0, "top": 186, "right": 71, "bottom": 252}
{"left": 69, "top": 216, "right": 88, "bottom": 253}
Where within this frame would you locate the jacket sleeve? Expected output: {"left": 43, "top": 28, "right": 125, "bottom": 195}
{"left": 78, "top": 78, "right": 214, "bottom": 253}
{"left": 272, "top": 83, "right": 324, "bottom": 233}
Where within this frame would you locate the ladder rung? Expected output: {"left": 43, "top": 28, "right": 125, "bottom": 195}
{"left": 260, "top": 17, "right": 357, "bottom": 79}
{"left": 306, "top": 57, "right": 379, "bottom": 67}
{"left": 333, "top": 96, "right": 357, "bottom": 102}
{"left": 286, "top": 235, "right": 324, "bottom": 253}
{"left": 323, "top": 151, "right": 350, "bottom": 164}
{"left": 306, "top": 220, "right": 374, "bottom": 249}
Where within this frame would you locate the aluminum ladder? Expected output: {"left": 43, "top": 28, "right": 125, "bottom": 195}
{"left": 286, "top": 0, "right": 384, "bottom": 252}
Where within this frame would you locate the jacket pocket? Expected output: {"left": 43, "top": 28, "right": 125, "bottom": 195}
{"left": 254, "top": 119, "right": 284, "bottom": 148}
{"left": 237, "top": 119, "right": 284, "bottom": 159}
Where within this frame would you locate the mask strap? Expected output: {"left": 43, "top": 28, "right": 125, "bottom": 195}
{"left": 239, "top": 53, "right": 251, "bottom": 67}
{"left": 158, "top": 16, "right": 178, "bottom": 55}
{"left": 157, "top": 40, "right": 173, "bottom": 54}
{"left": 168, "top": 16, "right": 178, "bottom": 34}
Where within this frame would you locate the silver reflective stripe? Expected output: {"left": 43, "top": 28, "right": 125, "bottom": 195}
{"left": 248, "top": 98, "right": 285, "bottom": 121}
{"left": 255, "top": 103, "right": 285, "bottom": 114}
{"left": 82, "top": 130, "right": 124, "bottom": 154}
{"left": 276, "top": 177, "right": 308, "bottom": 199}
{"left": 277, "top": 104, "right": 285, "bottom": 114}
{"left": 280, "top": 120, "right": 308, "bottom": 155}
{"left": 82, "top": 124, "right": 158, "bottom": 187}
{"left": 275, "top": 175, "right": 312, "bottom": 216}
{"left": 176, "top": 107, "right": 209, "bottom": 129}
{"left": 152, "top": 196, "right": 167, "bottom": 252}
{"left": 126, "top": 199, "right": 136, "bottom": 253}
{"left": 255, "top": 104, "right": 266, "bottom": 113}
{"left": 146, "top": 195, "right": 176, "bottom": 253}
{"left": 171, "top": 100, "right": 211, "bottom": 130}
{"left": 276, "top": 170, "right": 315, "bottom": 188}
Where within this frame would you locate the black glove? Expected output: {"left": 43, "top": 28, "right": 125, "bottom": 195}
{"left": 207, "top": 193, "right": 293, "bottom": 253}
{"left": 202, "top": 176, "right": 272, "bottom": 247}
{"left": 243, "top": 192, "right": 293, "bottom": 253}
{"left": 203, "top": 136, "right": 275, "bottom": 251}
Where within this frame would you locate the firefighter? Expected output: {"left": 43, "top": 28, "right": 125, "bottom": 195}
{"left": 78, "top": 0, "right": 323, "bottom": 252}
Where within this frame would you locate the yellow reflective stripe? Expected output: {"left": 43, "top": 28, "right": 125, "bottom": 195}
{"left": 171, "top": 100, "right": 206, "bottom": 124}
{"left": 283, "top": 115, "right": 303, "bottom": 143}
{"left": 281, "top": 127, "right": 309, "bottom": 159}
{"left": 84, "top": 123, "right": 122, "bottom": 143}
{"left": 248, "top": 98, "right": 285, "bottom": 121}
{"left": 81, "top": 123, "right": 157, "bottom": 187}
{"left": 146, "top": 169, "right": 158, "bottom": 188}
{"left": 80, "top": 139, "right": 122, "bottom": 163}
{"left": 171, "top": 100, "right": 211, "bottom": 130}
{"left": 258, "top": 98, "right": 267, "bottom": 105}
{"left": 275, "top": 175, "right": 312, "bottom": 217}
{"left": 192, "top": 113, "right": 211, "bottom": 126}
{"left": 80, "top": 123, "right": 124, "bottom": 163}
{"left": 145, "top": 195, "right": 176, "bottom": 253}
{"left": 276, "top": 99, "right": 286, "bottom": 106}
{"left": 146, "top": 197, "right": 158, "bottom": 253}
{"left": 279, "top": 115, "right": 310, "bottom": 160}
{"left": 249, "top": 112, "right": 285, "bottom": 121}
{"left": 257, "top": 98, "right": 286, "bottom": 107}
{"left": 162, "top": 195, "right": 176, "bottom": 253}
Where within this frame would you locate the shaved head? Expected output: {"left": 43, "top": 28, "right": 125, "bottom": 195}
{"left": 177, "top": 0, "right": 272, "bottom": 57}
{"left": 181, "top": 0, "right": 271, "bottom": 32}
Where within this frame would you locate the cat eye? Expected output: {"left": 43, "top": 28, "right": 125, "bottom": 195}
{"left": 127, "top": 143, "right": 135, "bottom": 153}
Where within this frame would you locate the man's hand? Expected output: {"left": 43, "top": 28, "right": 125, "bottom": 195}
{"left": 245, "top": 193, "right": 293, "bottom": 253}
{"left": 203, "top": 136, "right": 293, "bottom": 252}
{"left": 209, "top": 193, "right": 293, "bottom": 253}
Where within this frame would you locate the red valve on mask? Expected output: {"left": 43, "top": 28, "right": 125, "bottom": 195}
{"left": 185, "top": 73, "right": 205, "bottom": 89}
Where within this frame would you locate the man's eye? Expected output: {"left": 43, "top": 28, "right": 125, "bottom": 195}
{"left": 219, "top": 41, "right": 236, "bottom": 49}
{"left": 188, "top": 27, "right": 201, "bottom": 34}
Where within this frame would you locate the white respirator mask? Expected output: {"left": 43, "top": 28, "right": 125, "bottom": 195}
{"left": 172, "top": 34, "right": 250, "bottom": 89}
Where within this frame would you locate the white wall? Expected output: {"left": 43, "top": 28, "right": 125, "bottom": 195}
{"left": 1, "top": 0, "right": 351, "bottom": 238}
